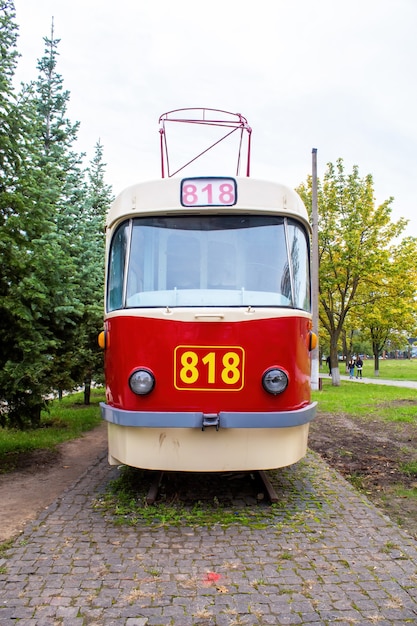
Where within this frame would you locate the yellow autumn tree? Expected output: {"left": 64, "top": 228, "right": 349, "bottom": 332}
{"left": 352, "top": 236, "right": 417, "bottom": 375}
{"left": 297, "top": 158, "right": 415, "bottom": 386}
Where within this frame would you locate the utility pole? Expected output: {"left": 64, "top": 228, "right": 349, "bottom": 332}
{"left": 310, "top": 148, "right": 320, "bottom": 390}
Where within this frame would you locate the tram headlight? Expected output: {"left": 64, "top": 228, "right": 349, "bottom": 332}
{"left": 262, "top": 368, "right": 288, "bottom": 395}
{"left": 129, "top": 369, "right": 155, "bottom": 395}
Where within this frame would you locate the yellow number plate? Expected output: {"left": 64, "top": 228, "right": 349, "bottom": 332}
{"left": 174, "top": 345, "right": 245, "bottom": 391}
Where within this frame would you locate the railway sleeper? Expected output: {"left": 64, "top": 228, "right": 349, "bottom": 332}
{"left": 145, "top": 469, "right": 279, "bottom": 505}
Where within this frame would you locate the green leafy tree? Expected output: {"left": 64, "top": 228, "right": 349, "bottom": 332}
{"left": 355, "top": 237, "right": 417, "bottom": 374}
{"left": 297, "top": 158, "right": 409, "bottom": 386}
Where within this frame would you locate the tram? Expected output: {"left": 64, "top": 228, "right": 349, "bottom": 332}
{"left": 99, "top": 109, "right": 317, "bottom": 472}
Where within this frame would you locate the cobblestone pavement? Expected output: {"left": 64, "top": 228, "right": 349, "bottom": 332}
{"left": 1, "top": 449, "right": 417, "bottom": 626}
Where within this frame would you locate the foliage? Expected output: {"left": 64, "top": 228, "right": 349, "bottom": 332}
{"left": 0, "top": 0, "right": 20, "bottom": 179}
{"left": 69, "top": 140, "right": 113, "bottom": 402}
{"left": 297, "top": 158, "right": 417, "bottom": 385}
{"left": 357, "top": 237, "right": 417, "bottom": 374}
{"left": 0, "top": 2, "right": 54, "bottom": 426}
{"left": 0, "top": 7, "right": 112, "bottom": 427}
{"left": 30, "top": 25, "right": 86, "bottom": 398}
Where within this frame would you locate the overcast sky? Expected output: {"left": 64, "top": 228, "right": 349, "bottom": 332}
{"left": 12, "top": 0, "right": 417, "bottom": 237}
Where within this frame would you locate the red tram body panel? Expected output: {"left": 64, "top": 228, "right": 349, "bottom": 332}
{"left": 104, "top": 314, "right": 312, "bottom": 414}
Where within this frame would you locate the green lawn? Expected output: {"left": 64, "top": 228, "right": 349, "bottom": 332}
{"left": 321, "top": 357, "right": 417, "bottom": 381}
{"left": 0, "top": 389, "right": 104, "bottom": 470}
{"left": 313, "top": 377, "right": 417, "bottom": 422}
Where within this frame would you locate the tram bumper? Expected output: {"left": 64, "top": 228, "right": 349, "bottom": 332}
{"left": 100, "top": 402, "right": 317, "bottom": 429}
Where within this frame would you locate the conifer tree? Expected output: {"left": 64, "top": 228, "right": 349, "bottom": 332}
{"left": 0, "top": 0, "right": 20, "bottom": 180}
{"left": 30, "top": 21, "right": 86, "bottom": 399}
{"left": 0, "top": 2, "right": 64, "bottom": 425}
{"left": 0, "top": 8, "right": 112, "bottom": 424}
{"left": 72, "top": 140, "right": 113, "bottom": 403}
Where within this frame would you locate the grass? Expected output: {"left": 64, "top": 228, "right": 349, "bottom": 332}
{"left": 400, "top": 461, "right": 417, "bottom": 476}
{"left": 0, "top": 388, "right": 104, "bottom": 471}
{"left": 321, "top": 357, "right": 417, "bottom": 381}
{"left": 94, "top": 466, "right": 274, "bottom": 529}
{"left": 393, "top": 486, "right": 417, "bottom": 499}
{"left": 313, "top": 377, "right": 417, "bottom": 423}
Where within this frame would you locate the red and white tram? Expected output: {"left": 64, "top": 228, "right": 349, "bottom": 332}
{"left": 99, "top": 109, "right": 316, "bottom": 472}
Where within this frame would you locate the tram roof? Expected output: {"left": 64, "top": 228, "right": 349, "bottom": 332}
{"left": 107, "top": 177, "right": 310, "bottom": 230}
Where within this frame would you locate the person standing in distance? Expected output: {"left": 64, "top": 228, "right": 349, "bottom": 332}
{"left": 356, "top": 355, "right": 363, "bottom": 379}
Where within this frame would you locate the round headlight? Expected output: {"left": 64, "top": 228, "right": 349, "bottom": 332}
{"left": 129, "top": 369, "right": 155, "bottom": 395}
{"left": 262, "top": 368, "right": 288, "bottom": 395}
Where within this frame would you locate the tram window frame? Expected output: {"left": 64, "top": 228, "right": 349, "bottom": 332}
{"left": 107, "top": 220, "right": 130, "bottom": 311}
{"left": 108, "top": 215, "right": 311, "bottom": 312}
{"left": 287, "top": 221, "right": 311, "bottom": 310}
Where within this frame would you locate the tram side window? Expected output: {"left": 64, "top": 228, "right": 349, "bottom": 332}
{"left": 288, "top": 223, "right": 310, "bottom": 311}
{"left": 107, "top": 222, "right": 128, "bottom": 311}
{"left": 126, "top": 226, "right": 145, "bottom": 298}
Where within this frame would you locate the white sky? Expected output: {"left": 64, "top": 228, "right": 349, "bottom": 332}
{"left": 12, "top": 0, "right": 417, "bottom": 237}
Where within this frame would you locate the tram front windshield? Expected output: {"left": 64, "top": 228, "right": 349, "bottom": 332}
{"left": 107, "top": 215, "right": 310, "bottom": 311}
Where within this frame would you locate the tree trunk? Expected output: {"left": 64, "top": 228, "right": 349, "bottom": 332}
{"left": 84, "top": 379, "right": 91, "bottom": 405}
{"left": 330, "top": 339, "right": 341, "bottom": 386}
{"left": 373, "top": 354, "right": 380, "bottom": 377}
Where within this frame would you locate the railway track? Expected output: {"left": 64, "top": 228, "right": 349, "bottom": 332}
{"left": 145, "top": 469, "right": 279, "bottom": 505}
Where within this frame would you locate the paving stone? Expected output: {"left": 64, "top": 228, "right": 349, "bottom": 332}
{"left": 1, "top": 451, "right": 417, "bottom": 625}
